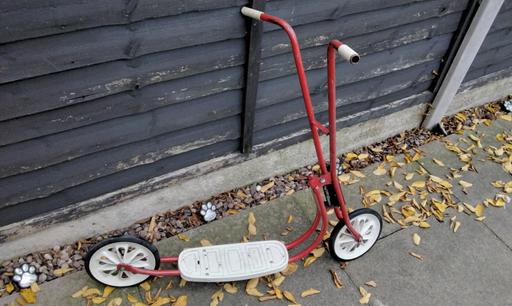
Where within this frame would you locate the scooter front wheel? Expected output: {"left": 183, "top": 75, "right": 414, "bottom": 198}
{"left": 85, "top": 236, "right": 160, "bottom": 287}
{"left": 329, "top": 208, "right": 382, "bottom": 261}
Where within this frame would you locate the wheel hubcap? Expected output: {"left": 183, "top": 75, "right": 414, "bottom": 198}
{"left": 334, "top": 213, "right": 380, "bottom": 260}
{"left": 89, "top": 242, "right": 156, "bottom": 287}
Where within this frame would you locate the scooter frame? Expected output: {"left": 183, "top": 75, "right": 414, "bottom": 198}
{"left": 116, "top": 6, "right": 363, "bottom": 278}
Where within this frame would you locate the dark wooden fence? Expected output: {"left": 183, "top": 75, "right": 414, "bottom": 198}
{"left": 0, "top": 0, "right": 508, "bottom": 226}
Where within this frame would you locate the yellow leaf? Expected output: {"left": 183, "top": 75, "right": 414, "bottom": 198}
{"left": 71, "top": 286, "right": 88, "bottom": 298}
{"left": 281, "top": 263, "right": 298, "bottom": 276}
{"left": 92, "top": 297, "right": 107, "bottom": 304}
{"left": 418, "top": 221, "right": 431, "bottom": 229}
{"left": 373, "top": 164, "right": 387, "bottom": 176}
{"left": 248, "top": 212, "right": 256, "bottom": 224}
{"left": 409, "top": 252, "right": 423, "bottom": 261}
{"left": 20, "top": 289, "right": 37, "bottom": 304}
{"left": 177, "top": 233, "right": 190, "bottom": 241}
{"left": 412, "top": 233, "right": 421, "bottom": 245}
{"left": 127, "top": 294, "right": 140, "bottom": 303}
{"left": 107, "top": 297, "right": 123, "bottom": 306}
{"left": 453, "top": 221, "right": 461, "bottom": 232}
{"left": 102, "top": 286, "right": 115, "bottom": 298}
{"left": 173, "top": 295, "right": 188, "bottom": 306}
{"left": 311, "top": 164, "right": 321, "bottom": 172}
{"left": 5, "top": 283, "right": 15, "bottom": 294}
{"left": 338, "top": 173, "right": 351, "bottom": 183}
{"left": 358, "top": 287, "right": 371, "bottom": 304}
{"left": 430, "top": 175, "right": 453, "bottom": 189}
{"left": 273, "top": 273, "right": 286, "bottom": 286}
{"left": 83, "top": 288, "right": 102, "bottom": 297}
{"left": 311, "top": 247, "right": 325, "bottom": 258}
{"left": 246, "top": 278, "right": 259, "bottom": 289}
{"left": 53, "top": 267, "right": 73, "bottom": 277}
{"left": 475, "top": 216, "right": 486, "bottom": 221}
{"left": 459, "top": 180, "right": 472, "bottom": 189}
{"left": 246, "top": 288, "right": 264, "bottom": 297}
{"left": 300, "top": 288, "right": 320, "bottom": 298}
{"left": 351, "top": 170, "right": 366, "bottom": 178}
{"left": 179, "top": 278, "right": 187, "bottom": 288}
{"left": 200, "top": 239, "right": 212, "bottom": 246}
{"left": 258, "top": 295, "right": 277, "bottom": 301}
{"left": 283, "top": 291, "right": 297, "bottom": 303}
{"left": 433, "top": 158, "right": 445, "bottom": 167}
{"left": 29, "top": 283, "right": 40, "bottom": 293}
{"left": 248, "top": 223, "right": 257, "bottom": 236}
{"left": 405, "top": 173, "right": 414, "bottom": 181}
{"left": 411, "top": 181, "right": 426, "bottom": 189}
{"left": 223, "top": 283, "right": 238, "bottom": 294}
{"left": 287, "top": 215, "right": 294, "bottom": 224}
{"left": 475, "top": 203, "right": 485, "bottom": 218}
{"left": 303, "top": 255, "right": 317, "bottom": 267}
{"left": 499, "top": 114, "right": 512, "bottom": 121}
{"left": 432, "top": 199, "right": 448, "bottom": 213}
{"left": 358, "top": 153, "right": 369, "bottom": 160}
{"left": 260, "top": 181, "right": 274, "bottom": 193}
{"left": 140, "top": 281, "right": 151, "bottom": 291}
{"left": 346, "top": 152, "right": 358, "bottom": 161}
{"left": 210, "top": 288, "right": 224, "bottom": 306}
{"left": 365, "top": 280, "right": 377, "bottom": 288}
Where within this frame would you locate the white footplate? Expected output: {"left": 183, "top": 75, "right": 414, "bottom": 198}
{"left": 178, "top": 240, "right": 289, "bottom": 282}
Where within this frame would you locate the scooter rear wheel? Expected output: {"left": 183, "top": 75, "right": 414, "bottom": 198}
{"left": 329, "top": 208, "right": 382, "bottom": 261}
{"left": 85, "top": 236, "right": 160, "bottom": 287}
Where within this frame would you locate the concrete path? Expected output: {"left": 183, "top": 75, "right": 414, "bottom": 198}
{"left": 2, "top": 119, "right": 512, "bottom": 306}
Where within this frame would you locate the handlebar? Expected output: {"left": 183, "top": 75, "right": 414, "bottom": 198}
{"left": 241, "top": 7, "right": 263, "bottom": 20}
{"left": 337, "top": 44, "right": 360, "bottom": 64}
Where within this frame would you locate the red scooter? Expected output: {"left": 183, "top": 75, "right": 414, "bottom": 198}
{"left": 85, "top": 6, "right": 382, "bottom": 287}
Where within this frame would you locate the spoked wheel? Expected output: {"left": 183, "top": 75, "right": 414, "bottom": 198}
{"left": 329, "top": 208, "right": 382, "bottom": 261}
{"left": 85, "top": 236, "right": 160, "bottom": 287}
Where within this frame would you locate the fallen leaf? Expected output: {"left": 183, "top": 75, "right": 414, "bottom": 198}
{"left": 281, "top": 263, "right": 298, "bottom": 276}
{"left": 418, "top": 221, "right": 431, "bottom": 228}
{"left": 246, "top": 278, "right": 259, "bottom": 289}
{"left": 287, "top": 215, "right": 294, "bottom": 224}
{"left": 173, "top": 295, "right": 188, "bottom": 306}
{"left": 412, "top": 233, "right": 421, "bottom": 246}
{"left": 102, "top": 286, "right": 115, "bottom": 298}
{"left": 301, "top": 288, "right": 320, "bottom": 298}
{"left": 177, "top": 234, "right": 190, "bottom": 242}
{"left": 330, "top": 270, "right": 344, "bottom": 288}
{"left": 179, "top": 278, "right": 187, "bottom": 288}
{"left": 365, "top": 280, "right": 377, "bottom": 288}
{"left": 373, "top": 164, "right": 387, "bottom": 176}
{"left": 200, "top": 239, "right": 212, "bottom": 246}
{"left": 411, "top": 181, "right": 426, "bottom": 189}
{"left": 83, "top": 288, "right": 102, "bottom": 297}
{"left": 71, "top": 286, "right": 88, "bottom": 298}
{"left": 303, "top": 255, "right": 317, "bottom": 267}
{"left": 351, "top": 170, "right": 366, "bottom": 178}
{"left": 248, "top": 223, "right": 257, "bottom": 236}
{"left": 430, "top": 175, "right": 453, "bottom": 189}
{"left": 453, "top": 221, "right": 461, "bottom": 233}
{"left": 283, "top": 291, "right": 297, "bottom": 303}
{"left": 53, "top": 267, "right": 73, "bottom": 277}
{"left": 5, "top": 283, "right": 15, "bottom": 294}
{"left": 260, "top": 181, "right": 274, "bottom": 193}
{"left": 405, "top": 173, "right": 414, "bottom": 181}
{"left": 358, "top": 287, "right": 371, "bottom": 304}
{"left": 409, "top": 252, "right": 423, "bottom": 261}
{"left": 475, "top": 203, "right": 485, "bottom": 218}
{"left": 107, "top": 297, "right": 123, "bottom": 306}
{"left": 258, "top": 295, "right": 277, "bottom": 301}
{"left": 246, "top": 288, "right": 264, "bottom": 297}
{"left": 140, "top": 281, "right": 151, "bottom": 291}
{"left": 223, "top": 283, "right": 238, "bottom": 294}
{"left": 210, "top": 288, "right": 224, "bottom": 306}
{"left": 20, "top": 289, "right": 37, "bottom": 304}
{"left": 311, "top": 247, "right": 325, "bottom": 258}
{"left": 433, "top": 158, "right": 445, "bottom": 167}
{"left": 30, "top": 283, "right": 40, "bottom": 293}
{"left": 459, "top": 180, "right": 473, "bottom": 189}
{"left": 91, "top": 297, "right": 107, "bottom": 304}
{"left": 127, "top": 294, "right": 141, "bottom": 303}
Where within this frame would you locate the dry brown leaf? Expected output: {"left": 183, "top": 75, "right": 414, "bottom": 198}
{"left": 260, "top": 181, "right": 274, "bottom": 193}
{"left": 412, "top": 233, "right": 421, "bottom": 246}
{"left": 300, "top": 288, "right": 320, "bottom": 298}
{"left": 173, "top": 295, "right": 188, "bottom": 306}
{"left": 409, "top": 252, "right": 423, "bottom": 261}
{"left": 330, "top": 270, "right": 344, "bottom": 288}
{"left": 358, "top": 287, "right": 371, "bottom": 304}
{"left": 283, "top": 291, "right": 297, "bottom": 303}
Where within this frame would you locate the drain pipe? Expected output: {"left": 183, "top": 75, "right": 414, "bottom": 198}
{"left": 421, "top": 0, "right": 504, "bottom": 130}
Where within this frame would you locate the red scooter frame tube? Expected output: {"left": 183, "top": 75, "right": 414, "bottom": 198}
{"left": 115, "top": 7, "right": 362, "bottom": 277}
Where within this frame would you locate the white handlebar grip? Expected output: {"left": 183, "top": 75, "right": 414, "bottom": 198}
{"left": 241, "top": 7, "right": 263, "bottom": 20}
{"left": 337, "top": 44, "right": 360, "bottom": 64}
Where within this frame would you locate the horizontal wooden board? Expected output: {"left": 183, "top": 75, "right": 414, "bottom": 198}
{"left": 260, "top": 0, "right": 468, "bottom": 58}
{"left": 0, "top": 0, "right": 248, "bottom": 43}
{"left": 0, "top": 39, "right": 245, "bottom": 123}
{"left": 0, "top": 7, "right": 246, "bottom": 84}
{"left": 260, "top": 12, "right": 462, "bottom": 81}
{"left": 470, "top": 43, "right": 512, "bottom": 71}
{"left": 254, "top": 88, "right": 432, "bottom": 147}
{"left": 255, "top": 61, "right": 439, "bottom": 131}
{"left": 464, "top": 56, "right": 512, "bottom": 82}
{"left": 0, "top": 88, "right": 242, "bottom": 178}
{"left": 257, "top": 34, "right": 452, "bottom": 108}
{"left": 478, "top": 28, "right": 512, "bottom": 54}
{"left": 0, "top": 139, "right": 240, "bottom": 226}
{"left": 0, "top": 116, "right": 241, "bottom": 208}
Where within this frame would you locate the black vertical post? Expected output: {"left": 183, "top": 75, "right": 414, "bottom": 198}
{"left": 241, "top": 0, "right": 265, "bottom": 154}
